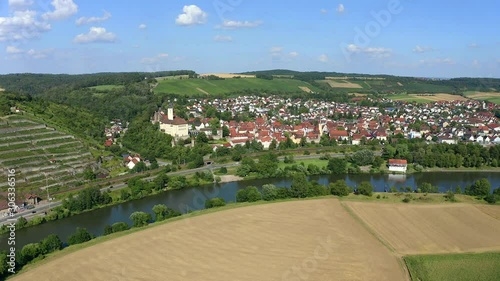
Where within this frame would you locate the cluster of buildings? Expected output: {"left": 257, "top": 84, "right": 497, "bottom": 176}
{"left": 103, "top": 119, "right": 126, "bottom": 147}
{"left": 152, "top": 96, "right": 500, "bottom": 150}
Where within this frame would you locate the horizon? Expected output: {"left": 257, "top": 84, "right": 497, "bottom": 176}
{"left": 1, "top": 0, "right": 499, "bottom": 78}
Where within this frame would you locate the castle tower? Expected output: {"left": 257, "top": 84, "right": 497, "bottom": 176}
{"left": 167, "top": 104, "right": 174, "bottom": 121}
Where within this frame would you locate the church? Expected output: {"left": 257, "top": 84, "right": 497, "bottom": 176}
{"left": 151, "top": 105, "right": 189, "bottom": 139}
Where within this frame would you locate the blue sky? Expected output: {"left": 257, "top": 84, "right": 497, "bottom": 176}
{"left": 0, "top": 0, "right": 499, "bottom": 77}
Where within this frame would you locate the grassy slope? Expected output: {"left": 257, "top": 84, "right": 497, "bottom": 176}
{"left": 154, "top": 78, "right": 320, "bottom": 95}
{"left": 405, "top": 252, "right": 500, "bottom": 281}
{"left": 88, "top": 85, "right": 125, "bottom": 91}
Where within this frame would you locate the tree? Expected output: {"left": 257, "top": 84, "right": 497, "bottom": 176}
{"left": 330, "top": 180, "right": 351, "bottom": 197}
{"left": 111, "top": 222, "right": 130, "bottom": 233}
{"left": 83, "top": 166, "right": 96, "bottom": 180}
{"left": 40, "top": 234, "right": 63, "bottom": 254}
{"left": 291, "top": 173, "right": 309, "bottom": 198}
{"left": 261, "top": 184, "right": 278, "bottom": 201}
{"left": 196, "top": 132, "right": 209, "bottom": 144}
{"left": 372, "top": 156, "right": 384, "bottom": 169}
{"left": 327, "top": 158, "right": 347, "bottom": 174}
{"left": 16, "top": 216, "right": 28, "bottom": 228}
{"left": 236, "top": 186, "right": 261, "bottom": 202}
{"left": 68, "top": 227, "right": 93, "bottom": 245}
{"left": 420, "top": 182, "right": 438, "bottom": 193}
{"left": 351, "top": 149, "right": 375, "bottom": 166}
{"left": 120, "top": 188, "right": 131, "bottom": 201}
{"left": 19, "top": 243, "right": 42, "bottom": 265}
{"left": 205, "top": 197, "right": 226, "bottom": 208}
{"left": 130, "top": 211, "right": 152, "bottom": 227}
{"left": 465, "top": 178, "right": 491, "bottom": 197}
{"left": 222, "top": 125, "right": 230, "bottom": 137}
{"left": 103, "top": 225, "right": 113, "bottom": 235}
{"left": 357, "top": 181, "right": 373, "bottom": 196}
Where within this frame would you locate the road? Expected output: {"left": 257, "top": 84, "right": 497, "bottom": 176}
{"left": 0, "top": 151, "right": 380, "bottom": 225}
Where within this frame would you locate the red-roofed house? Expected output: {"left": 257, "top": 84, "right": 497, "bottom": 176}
{"left": 388, "top": 159, "right": 407, "bottom": 173}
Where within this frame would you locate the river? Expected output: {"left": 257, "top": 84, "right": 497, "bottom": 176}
{"left": 2, "top": 172, "right": 499, "bottom": 250}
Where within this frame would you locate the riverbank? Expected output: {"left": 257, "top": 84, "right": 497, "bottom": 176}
{"left": 9, "top": 196, "right": 500, "bottom": 281}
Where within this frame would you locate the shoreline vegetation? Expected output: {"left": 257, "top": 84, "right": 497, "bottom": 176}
{"left": 6, "top": 193, "right": 500, "bottom": 280}
{"left": 2, "top": 163, "right": 500, "bottom": 235}
{"left": 2, "top": 172, "right": 500, "bottom": 277}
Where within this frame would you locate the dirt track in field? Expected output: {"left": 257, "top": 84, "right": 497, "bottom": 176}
{"left": 12, "top": 199, "right": 407, "bottom": 281}
{"left": 344, "top": 202, "right": 500, "bottom": 255}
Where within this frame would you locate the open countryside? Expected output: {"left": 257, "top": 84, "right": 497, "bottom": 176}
{"left": 11, "top": 199, "right": 409, "bottom": 281}
{"left": 154, "top": 77, "right": 320, "bottom": 95}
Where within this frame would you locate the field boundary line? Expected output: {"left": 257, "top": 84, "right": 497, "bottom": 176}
{"left": 340, "top": 201, "right": 412, "bottom": 281}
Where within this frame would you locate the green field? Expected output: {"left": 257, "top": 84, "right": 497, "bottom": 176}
{"left": 154, "top": 78, "right": 320, "bottom": 95}
{"left": 387, "top": 94, "right": 431, "bottom": 103}
{"left": 277, "top": 158, "right": 328, "bottom": 169}
{"left": 88, "top": 85, "right": 125, "bottom": 91}
{"left": 405, "top": 252, "right": 500, "bottom": 281}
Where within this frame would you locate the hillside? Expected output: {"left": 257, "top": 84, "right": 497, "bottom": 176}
{"left": 0, "top": 114, "right": 94, "bottom": 195}
{"left": 154, "top": 77, "right": 321, "bottom": 96}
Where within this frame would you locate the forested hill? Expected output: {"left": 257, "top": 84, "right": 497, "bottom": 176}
{"left": 240, "top": 69, "right": 500, "bottom": 91}
{"left": 0, "top": 70, "right": 196, "bottom": 96}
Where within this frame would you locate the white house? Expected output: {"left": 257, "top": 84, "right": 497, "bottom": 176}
{"left": 152, "top": 106, "right": 189, "bottom": 139}
{"left": 388, "top": 159, "right": 407, "bottom": 173}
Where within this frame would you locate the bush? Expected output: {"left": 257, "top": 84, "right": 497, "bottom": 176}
{"left": 205, "top": 197, "right": 226, "bottom": 208}
{"left": 465, "top": 178, "right": 491, "bottom": 197}
{"left": 329, "top": 180, "right": 351, "bottom": 197}
{"left": 484, "top": 194, "right": 499, "bottom": 204}
{"left": 444, "top": 190, "right": 457, "bottom": 202}
{"left": 420, "top": 182, "right": 438, "bottom": 193}
{"left": 236, "top": 186, "right": 261, "bottom": 202}
{"left": 218, "top": 167, "right": 228, "bottom": 174}
{"left": 303, "top": 150, "right": 310, "bottom": 155}
{"left": 68, "top": 227, "right": 94, "bottom": 245}
{"left": 129, "top": 211, "right": 152, "bottom": 227}
{"left": 261, "top": 184, "right": 278, "bottom": 201}
{"left": 111, "top": 222, "right": 130, "bottom": 233}
{"left": 276, "top": 187, "right": 291, "bottom": 199}
{"left": 357, "top": 181, "right": 373, "bottom": 197}
{"left": 402, "top": 197, "right": 411, "bottom": 203}
{"left": 40, "top": 234, "right": 63, "bottom": 254}
{"left": 19, "top": 243, "right": 42, "bottom": 265}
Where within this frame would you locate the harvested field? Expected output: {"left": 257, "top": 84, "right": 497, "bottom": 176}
{"left": 391, "top": 93, "right": 467, "bottom": 103}
{"left": 323, "top": 80, "right": 363, "bottom": 88}
{"left": 344, "top": 202, "right": 500, "bottom": 255}
{"left": 465, "top": 91, "right": 500, "bottom": 99}
{"left": 298, "top": 86, "right": 312, "bottom": 93}
{"left": 416, "top": 93, "right": 468, "bottom": 102}
{"left": 201, "top": 73, "right": 256, "bottom": 78}
{"left": 474, "top": 204, "right": 500, "bottom": 220}
{"left": 12, "top": 199, "right": 407, "bottom": 281}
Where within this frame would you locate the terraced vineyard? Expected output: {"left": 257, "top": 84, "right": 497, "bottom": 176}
{"left": 0, "top": 114, "right": 94, "bottom": 195}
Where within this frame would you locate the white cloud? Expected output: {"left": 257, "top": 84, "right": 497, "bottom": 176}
{"left": 75, "top": 11, "right": 111, "bottom": 26}
{"left": 73, "top": 27, "right": 117, "bottom": 44}
{"left": 346, "top": 44, "right": 392, "bottom": 58}
{"left": 26, "top": 48, "right": 53, "bottom": 59}
{"left": 289, "top": 51, "right": 299, "bottom": 57}
{"left": 140, "top": 53, "right": 169, "bottom": 64}
{"left": 270, "top": 46, "right": 284, "bottom": 57}
{"left": 42, "top": 0, "right": 78, "bottom": 21}
{"left": 175, "top": 5, "right": 207, "bottom": 26}
{"left": 319, "top": 54, "right": 329, "bottom": 62}
{"left": 472, "top": 59, "right": 480, "bottom": 66}
{"left": 419, "top": 58, "right": 455, "bottom": 65}
{"left": 218, "top": 20, "right": 262, "bottom": 29}
{"left": 5, "top": 46, "right": 53, "bottom": 59}
{"left": 0, "top": 10, "right": 51, "bottom": 42}
{"left": 8, "top": 0, "right": 33, "bottom": 10}
{"left": 138, "top": 23, "right": 147, "bottom": 29}
{"left": 413, "top": 45, "right": 433, "bottom": 53}
{"left": 468, "top": 43, "right": 479, "bottom": 48}
{"left": 6, "top": 45, "right": 23, "bottom": 54}
{"left": 337, "top": 4, "right": 345, "bottom": 13}
{"left": 320, "top": 9, "right": 328, "bottom": 14}
{"left": 214, "top": 35, "right": 233, "bottom": 42}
